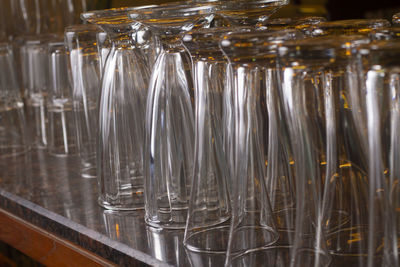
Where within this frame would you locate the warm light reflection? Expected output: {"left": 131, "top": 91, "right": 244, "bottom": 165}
{"left": 116, "top": 223, "right": 120, "bottom": 239}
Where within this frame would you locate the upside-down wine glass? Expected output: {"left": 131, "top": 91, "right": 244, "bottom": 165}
{"left": 215, "top": 0, "right": 289, "bottom": 28}
{"left": 81, "top": 7, "right": 154, "bottom": 210}
{"left": 276, "top": 37, "right": 346, "bottom": 267}
{"left": 128, "top": 3, "right": 216, "bottom": 229}
{"left": 351, "top": 40, "right": 400, "bottom": 267}
{"left": 65, "top": 24, "right": 104, "bottom": 177}
{"left": 181, "top": 26, "right": 236, "bottom": 257}
{"left": 219, "top": 29, "right": 305, "bottom": 267}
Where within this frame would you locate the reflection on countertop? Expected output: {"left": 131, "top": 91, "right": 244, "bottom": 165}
{"left": 0, "top": 150, "right": 201, "bottom": 266}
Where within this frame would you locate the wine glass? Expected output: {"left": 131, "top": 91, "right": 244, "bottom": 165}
{"left": 128, "top": 3, "right": 216, "bottom": 229}
{"left": 82, "top": 7, "right": 155, "bottom": 210}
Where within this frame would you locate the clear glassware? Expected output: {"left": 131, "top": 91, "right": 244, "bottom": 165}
{"left": 128, "top": 3, "right": 216, "bottom": 229}
{"left": 307, "top": 19, "right": 391, "bottom": 37}
{"left": 276, "top": 37, "right": 361, "bottom": 267}
{"left": 65, "top": 24, "right": 104, "bottom": 177}
{"left": 20, "top": 34, "right": 57, "bottom": 149}
{"left": 46, "top": 41, "right": 77, "bottom": 156}
{"left": 349, "top": 40, "right": 400, "bottom": 267}
{"left": 182, "top": 27, "right": 239, "bottom": 255}
{"left": 292, "top": 16, "right": 327, "bottom": 25}
{"left": 216, "top": 0, "right": 289, "bottom": 28}
{"left": 393, "top": 12, "right": 400, "bottom": 25}
{"left": 220, "top": 29, "right": 308, "bottom": 266}
{"left": 0, "top": 42, "right": 28, "bottom": 157}
{"left": 82, "top": 7, "right": 153, "bottom": 210}
{"left": 301, "top": 36, "right": 373, "bottom": 267}
{"left": 251, "top": 29, "right": 302, "bottom": 245}
{"left": 261, "top": 16, "right": 326, "bottom": 33}
{"left": 95, "top": 31, "right": 110, "bottom": 71}
{"left": 263, "top": 17, "right": 293, "bottom": 27}
{"left": 291, "top": 16, "right": 327, "bottom": 34}
{"left": 147, "top": 226, "right": 188, "bottom": 266}
{"left": 185, "top": 248, "right": 227, "bottom": 267}
{"left": 102, "top": 210, "right": 147, "bottom": 250}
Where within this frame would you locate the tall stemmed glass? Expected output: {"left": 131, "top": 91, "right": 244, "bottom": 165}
{"left": 128, "top": 3, "right": 216, "bottom": 229}
{"left": 65, "top": 24, "right": 104, "bottom": 178}
{"left": 276, "top": 37, "right": 344, "bottom": 267}
{"left": 349, "top": 40, "right": 400, "bottom": 267}
{"left": 219, "top": 29, "right": 304, "bottom": 267}
{"left": 181, "top": 27, "right": 239, "bottom": 257}
{"left": 81, "top": 7, "right": 154, "bottom": 210}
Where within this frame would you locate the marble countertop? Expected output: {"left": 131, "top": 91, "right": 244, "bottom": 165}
{"left": 0, "top": 150, "right": 193, "bottom": 266}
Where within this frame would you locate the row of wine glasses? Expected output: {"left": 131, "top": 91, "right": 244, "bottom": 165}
{"left": 2, "top": 1, "right": 400, "bottom": 266}
{"left": 0, "top": 0, "right": 108, "bottom": 160}
{"left": 0, "top": 0, "right": 107, "bottom": 41}
{"left": 77, "top": 2, "right": 400, "bottom": 266}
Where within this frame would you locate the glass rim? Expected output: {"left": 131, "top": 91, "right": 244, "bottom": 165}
{"left": 216, "top": 0, "right": 289, "bottom": 9}
{"left": 64, "top": 24, "right": 103, "bottom": 33}
{"left": 277, "top": 35, "right": 372, "bottom": 63}
{"left": 127, "top": 3, "right": 216, "bottom": 21}
{"left": 317, "top": 19, "right": 391, "bottom": 29}
{"left": 292, "top": 16, "right": 327, "bottom": 26}
{"left": 47, "top": 41, "right": 67, "bottom": 54}
{"left": 220, "top": 28, "right": 304, "bottom": 48}
{"left": 81, "top": 5, "right": 158, "bottom": 25}
{"left": 282, "top": 35, "right": 369, "bottom": 48}
{"left": 184, "top": 26, "right": 252, "bottom": 39}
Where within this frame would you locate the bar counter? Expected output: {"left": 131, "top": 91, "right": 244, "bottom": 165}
{"left": 0, "top": 150, "right": 194, "bottom": 266}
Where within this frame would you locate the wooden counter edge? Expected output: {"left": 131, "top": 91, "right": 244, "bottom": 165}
{"left": 0, "top": 207, "right": 117, "bottom": 267}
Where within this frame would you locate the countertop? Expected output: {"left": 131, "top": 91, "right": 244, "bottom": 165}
{"left": 0, "top": 150, "right": 194, "bottom": 266}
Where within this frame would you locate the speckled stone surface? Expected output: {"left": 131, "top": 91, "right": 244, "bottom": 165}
{"left": 0, "top": 150, "right": 190, "bottom": 266}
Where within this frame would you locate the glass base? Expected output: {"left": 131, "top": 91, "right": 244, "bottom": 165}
{"left": 229, "top": 225, "right": 279, "bottom": 255}
{"left": 186, "top": 249, "right": 227, "bottom": 267}
{"left": 81, "top": 165, "right": 97, "bottom": 178}
{"left": 228, "top": 246, "right": 291, "bottom": 267}
{"left": 98, "top": 196, "right": 144, "bottom": 211}
{"left": 184, "top": 222, "right": 231, "bottom": 253}
{"left": 145, "top": 207, "right": 188, "bottom": 229}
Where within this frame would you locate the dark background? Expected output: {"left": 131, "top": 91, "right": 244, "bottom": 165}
{"left": 327, "top": 0, "right": 400, "bottom": 20}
